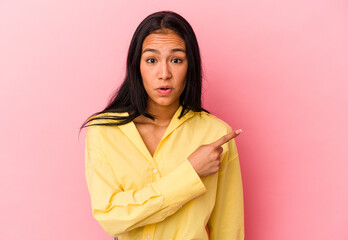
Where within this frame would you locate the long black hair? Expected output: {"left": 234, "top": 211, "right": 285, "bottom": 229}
{"left": 80, "top": 10, "right": 208, "bottom": 130}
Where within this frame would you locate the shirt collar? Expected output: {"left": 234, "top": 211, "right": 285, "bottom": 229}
{"left": 162, "top": 105, "right": 195, "bottom": 140}
{"left": 117, "top": 105, "right": 195, "bottom": 161}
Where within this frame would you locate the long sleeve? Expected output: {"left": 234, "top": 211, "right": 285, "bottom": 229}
{"left": 84, "top": 125, "right": 207, "bottom": 237}
{"left": 207, "top": 128, "right": 245, "bottom": 240}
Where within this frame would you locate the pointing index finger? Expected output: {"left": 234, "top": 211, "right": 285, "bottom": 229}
{"left": 212, "top": 129, "right": 242, "bottom": 148}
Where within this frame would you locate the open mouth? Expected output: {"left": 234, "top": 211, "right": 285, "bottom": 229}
{"left": 157, "top": 87, "right": 172, "bottom": 94}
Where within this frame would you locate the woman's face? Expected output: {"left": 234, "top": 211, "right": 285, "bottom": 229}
{"left": 140, "top": 29, "right": 188, "bottom": 111}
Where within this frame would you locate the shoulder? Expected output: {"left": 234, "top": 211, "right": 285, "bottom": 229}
{"left": 85, "top": 112, "right": 130, "bottom": 145}
{"left": 86, "top": 111, "right": 129, "bottom": 126}
{"left": 193, "top": 111, "right": 239, "bottom": 157}
{"left": 189, "top": 111, "right": 233, "bottom": 133}
{"left": 85, "top": 112, "right": 128, "bottom": 138}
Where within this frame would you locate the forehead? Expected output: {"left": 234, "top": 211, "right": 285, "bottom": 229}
{"left": 142, "top": 30, "right": 186, "bottom": 50}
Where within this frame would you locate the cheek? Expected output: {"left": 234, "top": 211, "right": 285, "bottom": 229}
{"left": 140, "top": 63, "right": 146, "bottom": 79}
{"left": 140, "top": 64, "right": 150, "bottom": 88}
{"left": 180, "top": 66, "right": 188, "bottom": 88}
{"left": 177, "top": 75, "right": 187, "bottom": 95}
{"left": 181, "top": 79, "right": 187, "bottom": 93}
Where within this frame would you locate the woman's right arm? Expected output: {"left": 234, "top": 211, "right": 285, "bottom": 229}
{"left": 84, "top": 126, "right": 207, "bottom": 237}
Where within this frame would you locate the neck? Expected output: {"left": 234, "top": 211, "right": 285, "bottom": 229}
{"left": 146, "top": 102, "right": 180, "bottom": 126}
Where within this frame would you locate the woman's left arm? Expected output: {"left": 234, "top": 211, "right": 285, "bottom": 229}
{"left": 207, "top": 128, "right": 245, "bottom": 240}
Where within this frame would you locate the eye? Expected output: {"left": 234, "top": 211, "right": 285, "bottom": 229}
{"left": 146, "top": 58, "right": 157, "bottom": 63}
{"left": 171, "top": 58, "right": 183, "bottom": 63}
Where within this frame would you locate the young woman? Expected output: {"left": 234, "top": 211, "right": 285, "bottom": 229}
{"left": 81, "top": 11, "right": 244, "bottom": 240}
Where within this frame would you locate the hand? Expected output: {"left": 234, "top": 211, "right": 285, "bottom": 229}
{"left": 188, "top": 129, "right": 242, "bottom": 177}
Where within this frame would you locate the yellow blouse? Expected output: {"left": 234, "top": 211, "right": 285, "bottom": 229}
{"left": 85, "top": 105, "right": 244, "bottom": 240}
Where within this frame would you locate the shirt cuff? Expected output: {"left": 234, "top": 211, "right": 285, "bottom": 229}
{"left": 153, "top": 159, "right": 207, "bottom": 207}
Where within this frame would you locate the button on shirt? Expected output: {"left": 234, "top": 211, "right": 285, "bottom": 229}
{"left": 85, "top": 105, "right": 244, "bottom": 239}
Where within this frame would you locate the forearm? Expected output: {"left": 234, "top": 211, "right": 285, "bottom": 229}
{"left": 86, "top": 157, "right": 207, "bottom": 237}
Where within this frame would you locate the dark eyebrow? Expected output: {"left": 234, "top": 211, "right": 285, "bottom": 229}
{"left": 170, "top": 48, "right": 186, "bottom": 53}
{"left": 142, "top": 48, "right": 186, "bottom": 54}
{"left": 142, "top": 48, "right": 160, "bottom": 54}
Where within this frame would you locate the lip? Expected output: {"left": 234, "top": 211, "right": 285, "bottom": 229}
{"left": 156, "top": 86, "right": 173, "bottom": 95}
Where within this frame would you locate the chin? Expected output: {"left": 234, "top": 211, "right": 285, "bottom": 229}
{"left": 153, "top": 99, "right": 178, "bottom": 107}
{"left": 148, "top": 94, "right": 181, "bottom": 108}
{"left": 156, "top": 102, "right": 175, "bottom": 107}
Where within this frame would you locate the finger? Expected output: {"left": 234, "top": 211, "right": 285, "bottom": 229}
{"left": 211, "top": 129, "right": 242, "bottom": 148}
{"left": 217, "top": 146, "right": 223, "bottom": 155}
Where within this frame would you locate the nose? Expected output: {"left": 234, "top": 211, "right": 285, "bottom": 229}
{"left": 157, "top": 61, "right": 172, "bottom": 80}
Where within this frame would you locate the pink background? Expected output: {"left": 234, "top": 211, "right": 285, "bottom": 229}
{"left": 1, "top": 0, "right": 347, "bottom": 239}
